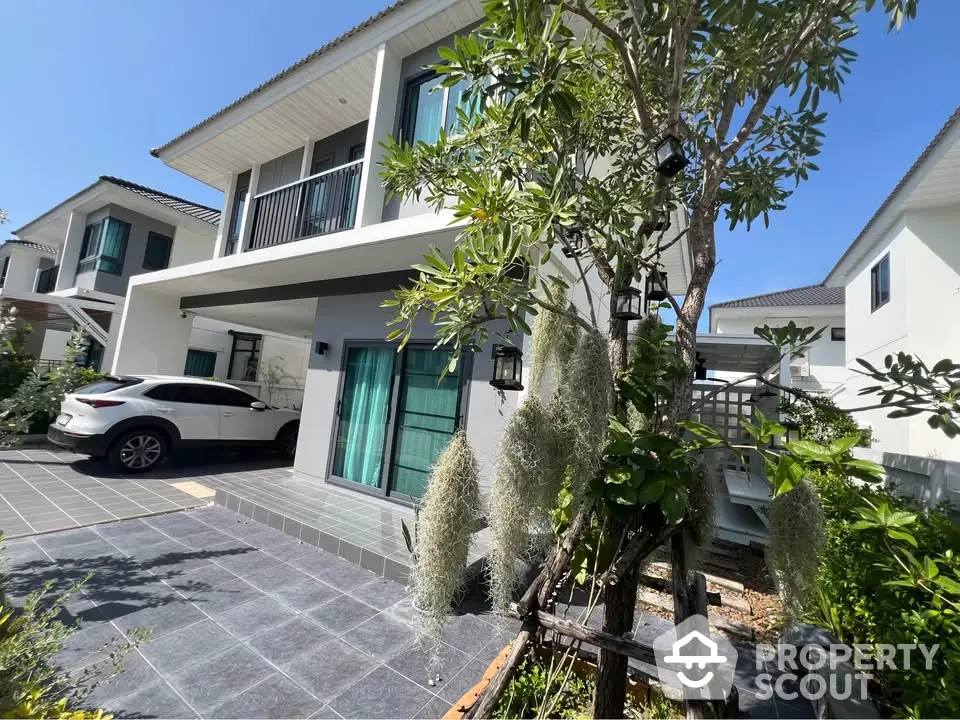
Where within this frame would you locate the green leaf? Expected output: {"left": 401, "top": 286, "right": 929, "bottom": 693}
{"left": 887, "top": 529, "right": 918, "bottom": 547}
{"left": 828, "top": 435, "right": 861, "bottom": 455}
{"left": 634, "top": 479, "right": 666, "bottom": 506}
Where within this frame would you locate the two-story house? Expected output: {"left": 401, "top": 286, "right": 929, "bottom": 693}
{"left": 9, "top": 176, "right": 310, "bottom": 407}
{"left": 109, "top": 0, "right": 693, "bottom": 502}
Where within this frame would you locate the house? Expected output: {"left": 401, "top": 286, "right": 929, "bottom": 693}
{"left": 111, "top": 0, "right": 693, "bottom": 501}
{"left": 712, "top": 106, "right": 960, "bottom": 464}
{"left": 8, "top": 177, "right": 310, "bottom": 407}
{"left": 709, "top": 284, "right": 847, "bottom": 396}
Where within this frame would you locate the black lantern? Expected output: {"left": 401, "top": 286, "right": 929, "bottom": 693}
{"left": 560, "top": 228, "right": 588, "bottom": 258}
{"left": 654, "top": 216, "right": 671, "bottom": 232}
{"left": 783, "top": 420, "right": 802, "bottom": 443}
{"left": 645, "top": 267, "right": 669, "bottom": 303}
{"left": 490, "top": 344, "right": 524, "bottom": 391}
{"left": 694, "top": 353, "right": 707, "bottom": 380}
{"left": 654, "top": 134, "right": 688, "bottom": 178}
{"left": 612, "top": 286, "right": 643, "bottom": 321}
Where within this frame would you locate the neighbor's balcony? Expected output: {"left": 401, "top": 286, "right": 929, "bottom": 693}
{"left": 246, "top": 160, "right": 362, "bottom": 252}
{"left": 35, "top": 265, "right": 58, "bottom": 294}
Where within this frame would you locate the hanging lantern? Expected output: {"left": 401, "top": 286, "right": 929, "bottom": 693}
{"left": 645, "top": 267, "right": 669, "bottom": 303}
{"left": 654, "top": 216, "right": 671, "bottom": 232}
{"left": 694, "top": 354, "right": 707, "bottom": 380}
{"left": 490, "top": 344, "right": 524, "bottom": 391}
{"left": 783, "top": 420, "right": 802, "bottom": 444}
{"left": 654, "top": 133, "right": 689, "bottom": 177}
{"left": 560, "top": 227, "right": 588, "bottom": 258}
{"left": 612, "top": 286, "right": 643, "bottom": 321}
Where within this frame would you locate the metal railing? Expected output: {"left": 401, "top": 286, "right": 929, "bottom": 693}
{"left": 36, "top": 266, "right": 58, "bottom": 293}
{"left": 247, "top": 160, "right": 363, "bottom": 251}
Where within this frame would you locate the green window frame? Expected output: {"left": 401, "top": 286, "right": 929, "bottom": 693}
{"left": 77, "top": 217, "right": 130, "bottom": 275}
{"left": 184, "top": 348, "right": 218, "bottom": 378}
{"left": 143, "top": 231, "right": 173, "bottom": 271}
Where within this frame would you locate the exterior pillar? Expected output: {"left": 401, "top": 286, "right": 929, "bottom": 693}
{"left": 213, "top": 174, "right": 237, "bottom": 258}
{"left": 100, "top": 309, "right": 124, "bottom": 372}
{"left": 299, "top": 141, "right": 314, "bottom": 178}
{"left": 111, "top": 283, "right": 192, "bottom": 375}
{"left": 55, "top": 211, "right": 86, "bottom": 291}
{"left": 355, "top": 43, "right": 402, "bottom": 228}
{"left": 236, "top": 164, "right": 261, "bottom": 254}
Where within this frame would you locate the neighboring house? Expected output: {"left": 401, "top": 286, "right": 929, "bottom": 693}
{"left": 7, "top": 177, "right": 309, "bottom": 407}
{"left": 110, "top": 0, "right": 693, "bottom": 501}
{"left": 709, "top": 284, "right": 847, "bottom": 396}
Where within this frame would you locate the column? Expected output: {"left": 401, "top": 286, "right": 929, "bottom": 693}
{"left": 299, "top": 140, "right": 314, "bottom": 178}
{"left": 236, "top": 163, "right": 262, "bottom": 253}
{"left": 55, "top": 210, "right": 86, "bottom": 291}
{"left": 355, "top": 43, "right": 402, "bottom": 228}
{"left": 111, "top": 284, "right": 193, "bottom": 375}
{"left": 213, "top": 174, "right": 238, "bottom": 258}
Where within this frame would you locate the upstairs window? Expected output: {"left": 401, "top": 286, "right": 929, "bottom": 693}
{"left": 0, "top": 257, "right": 8, "bottom": 288}
{"left": 870, "top": 254, "right": 890, "bottom": 312}
{"left": 143, "top": 232, "right": 173, "bottom": 271}
{"left": 831, "top": 327, "right": 845, "bottom": 341}
{"left": 401, "top": 73, "right": 484, "bottom": 145}
{"left": 77, "top": 217, "right": 130, "bottom": 275}
{"left": 226, "top": 170, "right": 251, "bottom": 254}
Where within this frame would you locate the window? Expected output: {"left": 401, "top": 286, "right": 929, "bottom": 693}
{"left": 227, "top": 332, "right": 262, "bottom": 381}
{"left": 77, "top": 217, "right": 130, "bottom": 275}
{"left": 74, "top": 377, "right": 143, "bottom": 394}
{"left": 400, "top": 73, "right": 484, "bottom": 145}
{"left": 348, "top": 144, "right": 365, "bottom": 162}
{"left": 870, "top": 254, "right": 890, "bottom": 311}
{"left": 184, "top": 349, "right": 217, "bottom": 378}
{"left": 831, "top": 327, "right": 845, "bottom": 342}
{"left": 0, "top": 257, "right": 9, "bottom": 288}
{"left": 143, "top": 232, "right": 173, "bottom": 271}
{"left": 207, "top": 386, "right": 260, "bottom": 407}
{"left": 226, "top": 170, "right": 251, "bottom": 254}
{"left": 145, "top": 383, "right": 220, "bottom": 405}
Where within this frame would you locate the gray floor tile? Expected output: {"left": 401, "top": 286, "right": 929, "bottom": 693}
{"left": 175, "top": 528, "right": 232, "bottom": 550}
{"left": 309, "top": 704, "right": 343, "bottom": 719}
{"left": 140, "top": 618, "right": 239, "bottom": 674}
{"left": 82, "top": 651, "right": 163, "bottom": 706}
{"left": 216, "top": 595, "right": 299, "bottom": 639}
{"left": 319, "top": 561, "right": 380, "bottom": 592}
{"left": 53, "top": 621, "right": 126, "bottom": 670}
{"left": 388, "top": 641, "right": 472, "bottom": 692}
{"left": 246, "top": 616, "right": 332, "bottom": 666}
{"left": 437, "top": 659, "right": 487, "bottom": 704}
{"left": 167, "top": 645, "right": 274, "bottom": 714}
{"left": 282, "top": 639, "right": 377, "bottom": 704}
{"left": 349, "top": 577, "right": 409, "bottom": 610}
{"left": 209, "top": 672, "right": 322, "bottom": 719}
{"left": 329, "top": 665, "right": 435, "bottom": 719}
{"left": 107, "top": 679, "right": 198, "bottom": 719}
{"left": 183, "top": 577, "right": 265, "bottom": 615}
{"left": 165, "top": 564, "right": 239, "bottom": 593}
{"left": 111, "top": 598, "right": 208, "bottom": 640}
{"left": 241, "top": 560, "right": 312, "bottom": 592}
{"left": 213, "top": 548, "right": 282, "bottom": 575}
{"left": 270, "top": 576, "right": 342, "bottom": 612}
{"left": 341, "top": 612, "right": 416, "bottom": 660}
{"left": 308, "top": 595, "right": 379, "bottom": 636}
{"left": 415, "top": 693, "right": 453, "bottom": 719}
{"left": 290, "top": 550, "right": 355, "bottom": 579}
{"left": 441, "top": 613, "right": 502, "bottom": 656}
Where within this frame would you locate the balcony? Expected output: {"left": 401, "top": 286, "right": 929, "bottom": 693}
{"left": 36, "top": 266, "right": 58, "bottom": 294}
{"left": 246, "top": 160, "right": 362, "bottom": 252}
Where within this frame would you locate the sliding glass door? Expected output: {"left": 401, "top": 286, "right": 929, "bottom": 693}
{"left": 329, "top": 343, "right": 468, "bottom": 502}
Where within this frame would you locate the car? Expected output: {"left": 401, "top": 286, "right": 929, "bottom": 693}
{"left": 48, "top": 375, "right": 301, "bottom": 473}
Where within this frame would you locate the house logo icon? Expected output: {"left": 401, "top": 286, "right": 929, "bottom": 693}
{"left": 653, "top": 615, "right": 737, "bottom": 700}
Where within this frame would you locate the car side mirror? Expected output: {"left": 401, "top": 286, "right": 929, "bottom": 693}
{"left": 250, "top": 401, "right": 267, "bottom": 411}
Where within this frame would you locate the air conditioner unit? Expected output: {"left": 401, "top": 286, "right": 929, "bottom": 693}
{"left": 790, "top": 359, "right": 810, "bottom": 378}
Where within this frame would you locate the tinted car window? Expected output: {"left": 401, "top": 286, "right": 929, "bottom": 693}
{"left": 75, "top": 377, "right": 143, "bottom": 394}
{"left": 144, "top": 383, "right": 221, "bottom": 405}
{"left": 208, "top": 386, "right": 261, "bottom": 408}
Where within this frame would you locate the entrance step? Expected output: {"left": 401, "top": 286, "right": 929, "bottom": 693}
{"left": 212, "top": 471, "right": 490, "bottom": 593}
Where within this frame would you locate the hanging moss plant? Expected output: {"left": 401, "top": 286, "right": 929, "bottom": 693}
{"left": 411, "top": 430, "right": 482, "bottom": 643}
{"left": 767, "top": 479, "right": 826, "bottom": 617}
{"left": 684, "top": 461, "right": 716, "bottom": 570}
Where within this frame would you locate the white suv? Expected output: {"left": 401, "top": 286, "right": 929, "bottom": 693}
{"left": 48, "top": 375, "right": 301, "bottom": 472}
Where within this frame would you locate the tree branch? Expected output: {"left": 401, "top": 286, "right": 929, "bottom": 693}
{"left": 532, "top": 297, "right": 596, "bottom": 334}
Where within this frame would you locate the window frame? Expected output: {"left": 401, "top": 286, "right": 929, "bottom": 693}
{"left": 77, "top": 217, "right": 130, "bottom": 275}
{"left": 143, "top": 231, "right": 174, "bottom": 271}
{"left": 0, "top": 256, "right": 9, "bottom": 288}
{"left": 400, "top": 71, "right": 489, "bottom": 146}
{"left": 183, "top": 348, "right": 218, "bottom": 378}
{"left": 830, "top": 327, "right": 845, "bottom": 342}
{"left": 226, "top": 332, "right": 263, "bottom": 382}
{"left": 870, "top": 254, "right": 891, "bottom": 312}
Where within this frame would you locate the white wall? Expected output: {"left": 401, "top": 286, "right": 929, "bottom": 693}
{"left": 169, "top": 226, "right": 217, "bottom": 268}
{"left": 0, "top": 247, "right": 45, "bottom": 294}
{"left": 295, "top": 290, "right": 519, "bottom": 494}
{"left": 40, "top": 329, "right": 72, "bottom": 361}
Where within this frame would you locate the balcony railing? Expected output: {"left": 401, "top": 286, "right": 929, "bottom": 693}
{"left": 36, "top": 266, "right": 58, "bottom": 293}
{"left": 247, "top": 160, "right": 363, "bottom": 251}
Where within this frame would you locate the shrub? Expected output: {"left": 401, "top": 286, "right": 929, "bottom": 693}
{"left": 810, "top": 471, "right": 960, "bottom": 717}
{"left": 780, "top": 396, "right": 872, "bottom": 447}
{"left": 494, "top": 655, "right": 593, "bottom": 719}
{"left": 0, "top": 325, "right": 37, "bottom": 402}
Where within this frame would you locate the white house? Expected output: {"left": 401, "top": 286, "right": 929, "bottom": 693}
{"left": 8, "top": 177, "right": 310, "bottom": 407}
{"left": 109, "top": 0, "right": 693, "bottom": 502}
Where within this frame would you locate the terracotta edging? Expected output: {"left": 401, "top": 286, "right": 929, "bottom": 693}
{"left": 443, "top": 645, "right": 512, "bottom": 719}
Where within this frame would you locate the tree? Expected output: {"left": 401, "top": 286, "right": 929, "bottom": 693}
{"left": 381, "top": 0, "right": 920, "bottom": 716}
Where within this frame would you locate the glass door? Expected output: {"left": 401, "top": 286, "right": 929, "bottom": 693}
{"left": 387, "top": 348, "right": 464, "bottom": 501}
{"left": 331, "top": 346, "right": 397, "bottom": 488}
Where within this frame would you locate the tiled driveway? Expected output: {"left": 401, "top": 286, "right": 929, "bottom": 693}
{"left": 3, "top": 506, "right": 516, "bottom": 719}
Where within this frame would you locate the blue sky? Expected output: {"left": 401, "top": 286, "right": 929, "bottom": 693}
{"left": 1, "top": 1, "right": 958, "bottom": 313}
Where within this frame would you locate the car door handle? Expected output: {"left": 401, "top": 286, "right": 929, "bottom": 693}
{"left": 222, "top": 412, "right": 233, "bottom": 417}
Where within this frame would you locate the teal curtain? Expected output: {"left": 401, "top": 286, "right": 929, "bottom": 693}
{"left": 389, "top": 349, "right": 461, "bottom": 499}
{"left": 410, "top": 77, "right": 444, "bottom": 144}
{"left": 333, "top": 346, "right": 395, "bottom": 486}
{"left": 98, "top": 218, "right": 130, "bottom": 274}
{"left": 184, "top": 349, "right": 217, "bottom": 378}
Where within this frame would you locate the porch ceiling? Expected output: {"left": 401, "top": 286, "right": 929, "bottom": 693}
{"left": 691, "top": 333, "right": 780, "bottom": 374}
{"left": 194, "top": 298, "right": 319, "bottom": 339}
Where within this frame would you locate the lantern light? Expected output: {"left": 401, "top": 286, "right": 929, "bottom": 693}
{"left": 654, "top": 133, "right": 689, "bottom": 178}
{"left": 612, "top": 286, "right": 643, "bottom": 321}
{"left": 645, "top": 268, "right": 669, "bottom": 303}
{"left": 490, "top": 344, "right": 524, "bottom": 391}
{"left": 783, "top": 420, "right": 802, "bottom": 444}
{"left": 694, "top": 354, "right": 707, "bottom": 381}
{"left": 560, "top": 228, "right": 588, "bottom": 258}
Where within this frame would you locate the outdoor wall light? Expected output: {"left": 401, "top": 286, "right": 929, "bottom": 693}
{"left": 694, "top": 353, "right": 707, "bottom": 381}
{"left": 654, "top": 134, "right": 688, "bottom": 177}
{"left": 645, "top": 267, "right": 669, "bottom": 303}
{"left": 612, "top": 286, "right": 643, "bottom": 321}
{"left": 314, "top": 341, "right": 329, "bottom": 356}
{"left": 490, "top": 344, "right": 524, "bottom": 391}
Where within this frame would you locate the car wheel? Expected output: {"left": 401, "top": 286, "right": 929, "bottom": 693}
{"left": 275, "top": 423, "right": 299, "bottom": 459}
{"left": 108, "top": 429, "right": 168, "bottom": 473}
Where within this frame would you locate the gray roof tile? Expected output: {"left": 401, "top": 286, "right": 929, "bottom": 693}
{"left": 711, "top": 284, "right": 844, "bottom": 310}
{"left": 100, "top": 176, "right": 220, "bottom": 225}
{"left": 3, "top": 238, "right": 57, "bottom": 255}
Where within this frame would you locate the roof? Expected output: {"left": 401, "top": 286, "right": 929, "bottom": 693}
{"left": 711, "top": 284, "right": 845, "bottom": 310}
{"left": 150, "top": 0, "right": 411, "bottom": 158}
{"left": 824, "top": 106, "right": 960, "bottom": 284}
{"left": 99, "top": 177, "right": 220, "bottom": 225}
{"left": 2, "top": 238, "right": 57, "bottom": 255}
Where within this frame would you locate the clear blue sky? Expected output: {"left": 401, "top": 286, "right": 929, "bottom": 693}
{"left": 1, "top": 1, "right": 958, "bottom": 317}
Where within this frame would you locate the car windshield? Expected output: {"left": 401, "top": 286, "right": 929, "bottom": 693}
{"left": 74, "top": 377, "right": 143, "bottom": 394}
